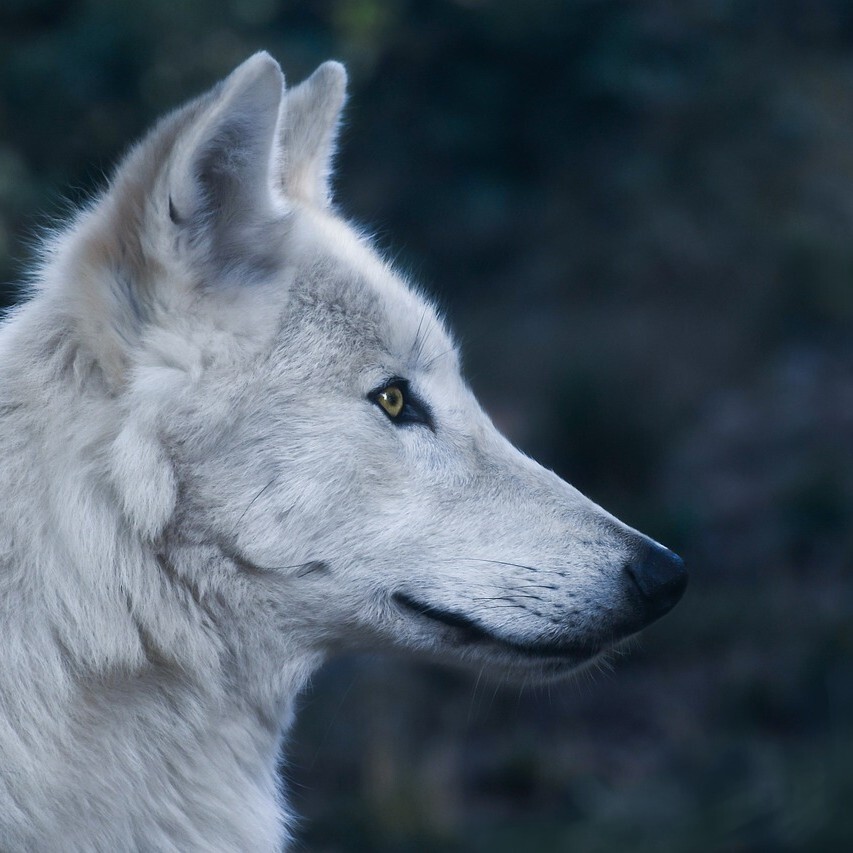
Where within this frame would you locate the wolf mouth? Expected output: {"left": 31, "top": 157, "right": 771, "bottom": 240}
{"left": 392, "top": 592, "right": 603, "bottom": 662}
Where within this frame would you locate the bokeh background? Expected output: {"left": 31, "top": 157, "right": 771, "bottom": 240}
{"left": 2, "top": 1, "right": 852, "bottom": 850}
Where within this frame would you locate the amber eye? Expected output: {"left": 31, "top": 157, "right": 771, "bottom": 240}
{"left": 368, "top": 378, "right": 433, "bottom": 429}
{"left": 376, "top": 385, "right": 405, "bottom": 418}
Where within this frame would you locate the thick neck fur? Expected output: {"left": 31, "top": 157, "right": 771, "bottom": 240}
{"left": 0, "top": 298, "right": 311, "bottom": 852}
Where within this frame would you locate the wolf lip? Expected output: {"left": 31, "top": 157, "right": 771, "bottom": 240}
{"left": 392, "top": 592, "right": 602, "bottom": 661}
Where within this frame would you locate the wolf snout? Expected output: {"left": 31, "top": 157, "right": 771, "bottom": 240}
{"left": 624, "top": 542, "right": 687, "bottom": 626}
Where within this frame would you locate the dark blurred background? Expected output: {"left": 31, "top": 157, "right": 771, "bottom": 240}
{"left": 2, "top": 1, "right": 852, "bottom": 850}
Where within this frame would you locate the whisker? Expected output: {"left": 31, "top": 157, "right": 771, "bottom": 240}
{"left": 408, "top": 307, "right": 429, "bottom": 365}
{"left": 443, "top": 557, "right": 543, "bottom": 573}
{"left": 467, "top": 665, "right": 485, "bottom": 725}
{"left": 421, "top": 345, "right": 456, "bottom": 371}
{"left": 510, "top": 582, "right": 559, "bottom": 592}
{"left": 235, "top": 477, "right": 277, "bottom": 530}
{"left": 470, "top": 594, "right": 545, "bottom": 604}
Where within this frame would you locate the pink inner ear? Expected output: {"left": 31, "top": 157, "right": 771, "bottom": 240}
{"left": 278, "top": 61, "right": 347, "bottom": 207}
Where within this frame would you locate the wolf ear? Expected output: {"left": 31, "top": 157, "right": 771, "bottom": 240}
{"left": 278, "top": 61, "right": 347, "bottom": 206}
{"left": 168, "top": 51, "right": 284, "bottom": 246}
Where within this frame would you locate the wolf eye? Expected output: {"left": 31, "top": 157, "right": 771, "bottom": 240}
{"left": 368, "top": 379, "right": 434, "bottom": 429}
{"left": 376, "top": 386, "right": 404, "bottom": 417}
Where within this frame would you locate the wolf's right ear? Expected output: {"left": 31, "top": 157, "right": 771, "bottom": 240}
{"left": 278, "top": 61, "right": 347, "bottom": 207}
{"left": 167, "top": 52, "right": 284, "bottom": 254}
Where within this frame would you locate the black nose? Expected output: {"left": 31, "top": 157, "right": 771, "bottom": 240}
{"left": 625, "top": 542, "right": 687, "bottom": 624}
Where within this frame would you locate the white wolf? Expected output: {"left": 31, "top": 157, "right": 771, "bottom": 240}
{"left": 0, "top": 53, "right": 686, "bottom": 851}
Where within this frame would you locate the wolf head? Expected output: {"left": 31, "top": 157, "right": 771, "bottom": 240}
{"left": 46, "top": 52, "right": 685, "bottom": 683}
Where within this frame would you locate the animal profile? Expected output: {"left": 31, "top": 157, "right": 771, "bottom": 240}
{"left": 0, "top": 52, "right": 686, "bottom": 851}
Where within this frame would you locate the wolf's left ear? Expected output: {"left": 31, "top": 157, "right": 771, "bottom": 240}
{"left": 168, "top": 51, "right": 284, "bottom": 245}
{"left": 278, "top": 61, "right": 347, "bottom": 207}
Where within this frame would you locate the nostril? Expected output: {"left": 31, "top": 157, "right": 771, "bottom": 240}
{"left": 625, "top": 543, "right": 687, "bottom": 622}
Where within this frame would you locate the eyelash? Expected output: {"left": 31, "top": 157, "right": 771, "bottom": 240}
{"left": 368, "top": 378, "right": 434, "bottom": 430}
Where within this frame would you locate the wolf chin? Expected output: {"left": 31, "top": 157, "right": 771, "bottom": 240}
{"left": 0, "top": 53, "right": 686, "bottom": 851}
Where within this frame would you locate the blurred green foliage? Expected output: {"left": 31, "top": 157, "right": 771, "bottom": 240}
{"left": 2, "top": 0, "right": 853, "bottom": 850}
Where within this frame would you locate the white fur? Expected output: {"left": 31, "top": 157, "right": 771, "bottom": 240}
{"left": 0, "top": 53, "right": 683, "bottom": 851}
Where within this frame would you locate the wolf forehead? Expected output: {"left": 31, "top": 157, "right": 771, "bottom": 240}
{"left": 281, "top": 222, "right": 457, "bottom": 376}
